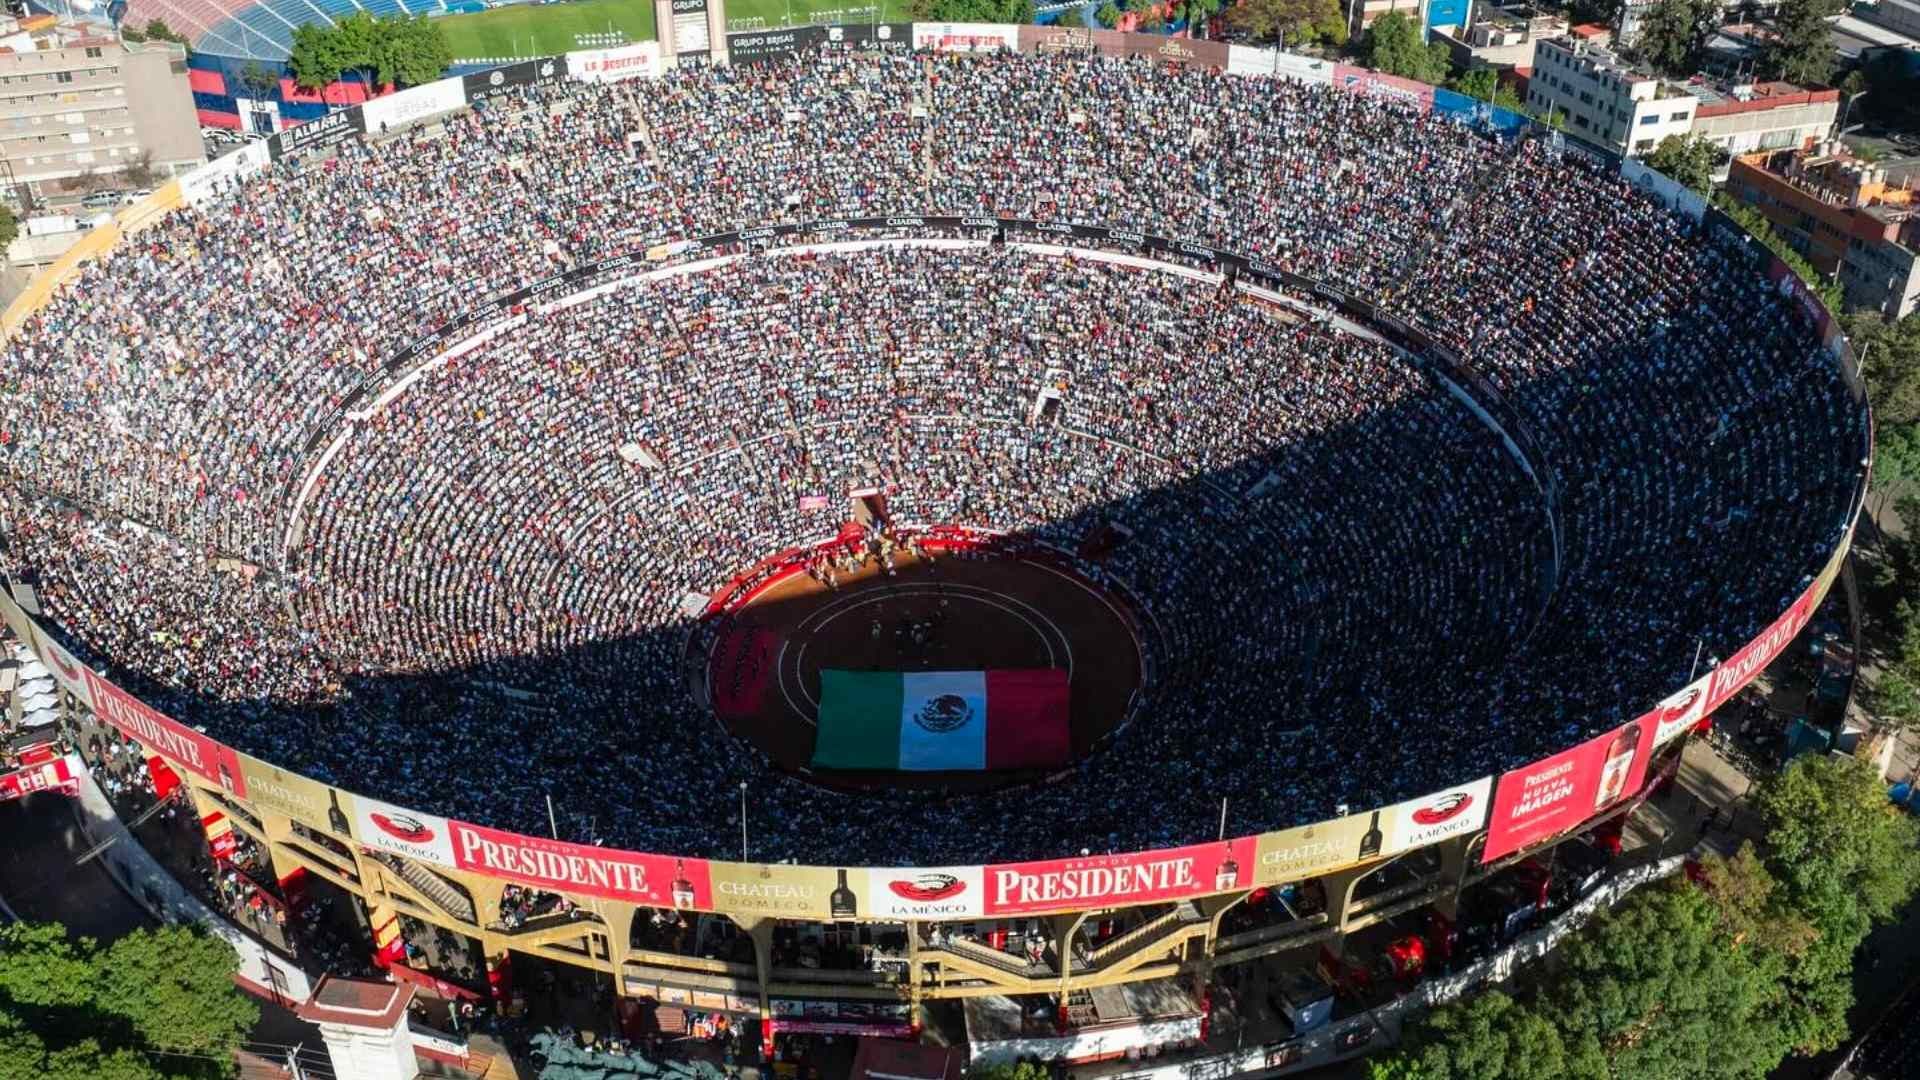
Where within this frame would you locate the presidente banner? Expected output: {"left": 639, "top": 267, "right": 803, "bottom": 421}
{"left": 1703, "top": 546, "right": 1845, "bottom": 717}
{"left": 452, "top": 821, "right": 711, "bottom": 909}
{"left": 81, "top": 666, "right": 248, "bottom": 799}
{"left": 984, "top": 837, "right": 1255, "bottom": 915}
{"left": 1483, "top": 719, "right": 1657, "bottom": 863}
{"left": 237, "top": 752, "right": 355, "bottom": 840}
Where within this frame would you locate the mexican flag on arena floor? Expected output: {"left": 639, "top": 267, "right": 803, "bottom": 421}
{"left": 812, "top": 669, "right": 1071, "bottom": 771}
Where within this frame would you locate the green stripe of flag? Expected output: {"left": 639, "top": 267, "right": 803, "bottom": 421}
{"left": 811, "top": 669, "right": 904, "bottom": 769}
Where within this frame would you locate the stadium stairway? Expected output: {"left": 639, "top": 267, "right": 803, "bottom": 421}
{"left": 371, "top": 851, "right": 480, "bottom": 924}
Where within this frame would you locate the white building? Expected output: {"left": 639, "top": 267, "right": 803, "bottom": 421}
{"left": 1524, "top": 37, "right": 1697, "bottom": 155}
{"left": 1685, "top": 80, "right": 1840, "bottom": 178}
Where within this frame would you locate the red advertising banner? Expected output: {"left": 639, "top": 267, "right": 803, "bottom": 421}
{"left": 450, "top": 821, "right": 712, "bottom": 910}
{"left": 984, "top": 837, "right": 1255, "bottom": 915}
{"left": 1483, "top": 719, "right": 1656, "bottom": 863}
{"left": 81, "top": 667, "right": 248, "bottom": 798}
{"left": 1703, "top": 552, "right": 1839, "bottom": 716}
{"left": 0, "top": 756, "right": 72, "bottom": 801}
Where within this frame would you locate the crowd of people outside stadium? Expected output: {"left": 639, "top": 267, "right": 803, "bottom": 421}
{"left": 0, "top": 48, "right": 1864, "bottom": 866}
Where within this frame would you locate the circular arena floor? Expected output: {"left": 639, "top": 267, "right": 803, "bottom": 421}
{"left": 705, "top": 545, "right": 1144, "bottom": 793}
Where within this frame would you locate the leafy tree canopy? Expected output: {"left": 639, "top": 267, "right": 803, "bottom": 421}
{"left": 1372, "top": 756, "right": 1920, "bottom": 1079}
{"left": 0, "top": 922, "right": 257, "bottom": 1080}
{"left": 1630, "top": 0, "right": 1716, "bottom": 76}
{"left": 288, "top": 12, "right": 453, "bottom": 92}
{"left": 1643, "top": 133, "right": 1720, "bottom": 194}
{"left": 1764, "top": 0, "right": 1846, "bottom": 85}
{"left": 1225, "top": 0, "right": 1347, "bottom": 47}
{"left": 1360, "top": 11, "right": 1449, "bottom": 84}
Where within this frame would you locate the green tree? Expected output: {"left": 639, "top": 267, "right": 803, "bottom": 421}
{"left": 1361, "top": 11, "right": 1450, "bottom": 84}
{"left": 1711, "top": 192, "right": 1843, "bottom": 312}
{"left": 1644, "top": 133, "right": 1720, "bottom": 194}
{"left": 0, "top": 203, "right": 17, "bottom": 251}
{"left": 1226, "top": 0, "right": 1347, "bottom": 47}
{"left": 1857, "top": 49, "right": 1920, "bottom": 131}
{"left": 1383, "top": 990, "right": 1571, "bottom": 1080}
{"left": 1852, "top": 310, "right": 1920, "bottom": 426}
{"left": 288, "top": 22, "right": 348, "bottom": 93}
{"left": 0, "top": 921, "right": 257, "bottom": 1080}
{"left": 1095, "top": 0, "right": 1123, "bottom": 24}
{"left": 1446, "top": 67, "right": 1524, "bottom": 109}
{"left": 1765, "top": 0, "right": 1845, "bottom": 85}
{"left": 1753, "top": 755, "right": 1920, "bottom": 1054}
{"left": 1631, "top": 0, "right": 1715, "bottom": 75}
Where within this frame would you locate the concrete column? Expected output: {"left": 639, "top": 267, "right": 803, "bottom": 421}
{"left": 1429, "top": 834, "right": 1476, "bottom": 921}
{"left": 295, "top": 976, "right": 420, "bottom": 1080}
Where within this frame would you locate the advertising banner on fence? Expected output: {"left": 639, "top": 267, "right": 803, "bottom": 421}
{"left": 362, "top": 77, "right": 467, "bottom": 133}
{"left": 1646, "top": 674, "right": 1711, "bottom": 747}
{"left": 568, "top": 41, "right": 664, "bottom": 83}
{"left": 1483, "top": 720, "right": 1657, "bottom": 863}
{"left": 709, "top": 862, "right": 847, "bottom": 919}
{"left": 237, "top": 752, "right": 354, "bottom": 839}
{"left": 180, "top": 138, "right": 271, "bottom": 208}
{"left": 984, "top": 837, "right": 1254, "bottom": 915}
{"left": 270, "top": 107, "right": 365, "bottom": 161}
{"left": 352, "top": 792, "right": 456, "bottom": 867}
{"left": 1252, "top": 810, "right": 1383, "bottom": 886}
{"left": 863, "top": 866, "right": 986, "bottom": 919}
{"left": 453, "top": 821, "right": 710, "bottom": 909}
{"left": 914, "top": 21, "right": 1020, "bottom": 52}
{"left": 1332, "top": 65, "right": 1436, "bottom": 111}
{"left": 462, "top": 56, "right": 566, "bottom": 105}
{"left": 727, "top": 26, "right": 825, "bottom": 64}
{"left": 1383, "top": 775, "right": 1495, "bottom": 853}
{"left": 81, "top": 666, "right": 248, "bottom": 798}
{"left": 1704, "top": 545, "right": 1844, "bottom": 717}
{"left": 26, "top": 622, "right": 93, "bottom": 707}
{"left": 824, "top": 23, "right": 908, "bottom": 49}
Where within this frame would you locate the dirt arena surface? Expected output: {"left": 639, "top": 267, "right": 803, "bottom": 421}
{"left": 705, "top": 549, "right": 1144, "bottom": 793}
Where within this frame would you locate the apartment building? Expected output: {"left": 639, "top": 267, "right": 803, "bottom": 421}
{"left": 0, "top": 14, "right": 203, "bottom": 206}
{"left": 1726, "top": 142, "right": 1920, "bottom": 319}
{"left": 1523, "top": 36, "right": 1697, "bottom": 155}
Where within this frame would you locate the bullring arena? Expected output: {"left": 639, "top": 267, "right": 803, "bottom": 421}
{"left": 0, "top": 24, "right": 1872, "bottom": 1076}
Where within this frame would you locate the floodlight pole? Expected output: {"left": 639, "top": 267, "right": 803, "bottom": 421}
{"left": 740, "top": 781, "right": 750, "bottom": 861}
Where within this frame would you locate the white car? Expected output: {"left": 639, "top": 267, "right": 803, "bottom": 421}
{"left": 120, "top": 188, "right": 153, "bottom": 205}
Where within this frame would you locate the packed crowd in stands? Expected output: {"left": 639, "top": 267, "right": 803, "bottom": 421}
{"left": 0, "top": 48, "right": 1865, "bottom": 867}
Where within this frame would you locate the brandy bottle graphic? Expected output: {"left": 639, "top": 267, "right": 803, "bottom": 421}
{"left": 671, "top": 859, "right": 696, "bottom": 909}
{"left": 327, "top": 788, "right": 351, "bottom": 836}
{"left": 218, "top": 762, "right": 235, "bottom": 794}
{"left": 829, "top": 868, "right": 858, "bottom": 919}
{"left": 1595, "top": 724, "right": 1641, "bottom": 808}
{"left": 1358, "top": 811, "right": 1383, "bottom": 860}
{"left": 1214, "top": 845, "right": 1239, "bottom": 891}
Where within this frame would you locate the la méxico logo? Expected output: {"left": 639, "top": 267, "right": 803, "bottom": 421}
{"left": 1410, "top": 791, "right": 1474, "bottom": 827}
{"left": 370, "top": 811, "right": 436, "bottom": 845}
{"left": 887, "top": 872, "right": 966, "bottom": 903}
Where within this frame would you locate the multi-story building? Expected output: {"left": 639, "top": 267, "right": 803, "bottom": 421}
{"left": 1523, "top": 36, "right": 1697, "bottom": 155}
{"left": 0, "top": 14, "right": 203, "bottom": 207}
{"left": 1684, "top": 80, "right": 1839, "bottom": 179}
{"left": 1435, "top": 6, "right": 1568, "bottom": 69}
{"left": 1725, "top": 142, "right": 1920, "bottom": 319}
